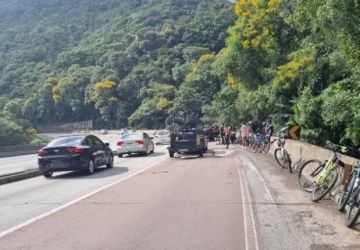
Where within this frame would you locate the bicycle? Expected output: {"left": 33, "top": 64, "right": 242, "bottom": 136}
{"left": 251, "top": 133, "right": 270, "bottom": 153}
{"left": 337, "top": 161, "right": 360, "bottom": 227}
{"left": 337, "top": 162, "right": 358, "bottom": 212}
{"left": 272, "top": 135, "right": 292, "bottom": 173}
{"left": 298, "top": 150, "right": 345, "bottom": 202}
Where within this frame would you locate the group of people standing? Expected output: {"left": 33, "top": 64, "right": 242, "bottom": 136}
{"left": 219, "top": 120, "right": 274, "bottom": 149}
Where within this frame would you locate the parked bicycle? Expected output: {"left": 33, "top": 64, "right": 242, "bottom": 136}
{"left": 272, "top": 135, "right": 292, "bottom": 173}
{"left": 336, "top": 161, "right": 360, "bottom": 228}
{"left": 298, "top": 150, "right": 345, "bottom": 201}
{"left": 251, "top": 133, "right": 270, "bottom": 153}
{"left": 247, "top": 132, "right": 255, "bottom": 148}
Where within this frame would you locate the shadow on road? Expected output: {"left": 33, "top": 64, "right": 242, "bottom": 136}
{"left": 117, "top": 152, "right": 166, "bottom": 158}
{"left": 48, "top": 166, "right": 129, "bottom": 179}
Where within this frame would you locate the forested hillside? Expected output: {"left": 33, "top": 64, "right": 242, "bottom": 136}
{"left": 0, "top": 0, "right": 235, "bottom": 145}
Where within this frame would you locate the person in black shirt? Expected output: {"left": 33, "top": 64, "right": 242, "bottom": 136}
{"left": 265, "top": 120, "right": 274, "bottom": 141}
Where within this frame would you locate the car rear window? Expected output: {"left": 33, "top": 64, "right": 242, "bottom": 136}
{"left": 121, "top": 133, "right": 142, "bottom": 140}
{"left": 47, "top": 136, "right": 84, "bottom": 147}
{"left": 158, "top": 131, "right": 169, "bottom": 135}
{"left": 174, "top": 132, "right": 196, "bottom": 140}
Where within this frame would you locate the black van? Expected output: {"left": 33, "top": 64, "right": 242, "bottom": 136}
{"left": 167, "top": 129, "right": 208, "bottom": 157}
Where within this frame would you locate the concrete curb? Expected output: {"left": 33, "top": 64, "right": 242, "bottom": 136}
{"left": 0, "top": 170, "right": 42, "bottom": 185}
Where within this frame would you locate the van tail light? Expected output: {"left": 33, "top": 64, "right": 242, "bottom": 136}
{"left": 37, "top": 149, "right": 46, "bottom": 156}
{"left": 67, "top": 147, "right": 84, "bottom": 154}
{"left": 136, "top": 140, "right": 144, "bottom": 144}
{"left": 117, "top": 141, "right": 124, "bottom": 146}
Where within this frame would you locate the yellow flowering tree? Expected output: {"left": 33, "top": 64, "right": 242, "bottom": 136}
{"left": 217, "top": 0, "right": 289, "bottom": 90}
{"left": 128, "top": 83, "right": 176, "bottom": 128}
{"left": 272, "top": 49, "right": 316, "bottom": 93}
{"left": 91, "top": 80, "right": 118, "bottom": 127}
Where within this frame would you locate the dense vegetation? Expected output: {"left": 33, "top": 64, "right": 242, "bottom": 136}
{"left": 208, "top": 0, "right": 360, "bottom": 155}
{"left": 0, "top": 0, "right": 360, "bottom": 156}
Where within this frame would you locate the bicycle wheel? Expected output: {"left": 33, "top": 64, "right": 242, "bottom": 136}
{"left": 311, "top": 169, "right": 338, "bottom": 202}
{"left": 274, "top": 148, "right": 285, "bottom": 168}
{"left": 261, "top": 140, "right": 270, "bottom": 154}
{"left": 284, "top": 150, "right": 292, "bottom": 173}
{"left": 345, "top": 187, "right": 360, "bottom": 228}
{"left": 248, "top": 135, "right": 255, "bottom": 148}
{"left": 251, "top": 141, "right": 258, "bottom": 153}
{"left": 298, "top": 159, "right": 323, "bottom": 192}
{"left": 337, "top": 171, "right": 356, "bottom": 212}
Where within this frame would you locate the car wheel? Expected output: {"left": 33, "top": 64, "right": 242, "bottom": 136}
{"left": 106, "top": 155, "right": 114, "bottom": 168}
{"left": 87, "top": 159, "right": 95, "bottom": 175}
{"left": 43, "top": 171, "right": 53, "bottom": 178}
{"left": 118, "top": 154, "right": 123, "bottom": 158}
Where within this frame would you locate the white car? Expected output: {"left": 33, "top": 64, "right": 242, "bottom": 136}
{"left": 116, "top": 132, "right": 154, "bottom": 157}
{"left": 118, "top": 128, "right": 128, "bottom": 135}
{"left": 153, "top": 130, "right": 170, "bottom": 145}
{"left": 100, "top": 129, "right": 108, "bottom": 134}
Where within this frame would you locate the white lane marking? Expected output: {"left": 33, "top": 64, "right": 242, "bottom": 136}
{"left": 235, "top": 156, "right": 260, "bottom": 250}
{"left": 235, "top": 157, "right": 249, "bottom": 250}
{"left": 246, "top": 159, "right": 276, "bottom": 205}
{"left": 0, "top": 156, "right": 168, "bottom": 238}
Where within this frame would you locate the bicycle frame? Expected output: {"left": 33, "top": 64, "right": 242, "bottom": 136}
{"left": 348, "top": 165, "right": 360, "bottom": 203}
{"left": 277, "top": 137, "right": 286, "bottom": 153}
{"left": 254, "top": 133, "right": 265, "bottom": 146}
{"left": 314, "top": 153, "right": 344, "bottom": 186}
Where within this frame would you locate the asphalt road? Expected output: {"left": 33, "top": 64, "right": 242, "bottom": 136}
{"left": 0, "top": 154, "right": 39, "bottom": 176}
{"left": 1, "top": 141, "right": 360, "bottom": 249}
{"left": 0, "top": 132, "right": 122, "bottom": 176}
{"left": 0, "top": 132, "right": 169, "bottom": 232}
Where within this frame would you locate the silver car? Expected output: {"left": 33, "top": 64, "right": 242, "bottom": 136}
{"left": 116, "top": 132, "right": 155, "bottom": 157}
{"left": 153, "top": 130, "right": 170, "bottom": 145}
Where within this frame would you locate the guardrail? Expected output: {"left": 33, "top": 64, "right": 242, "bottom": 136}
{"left": 0, "top": 145, "right": 44, "bottom": 158}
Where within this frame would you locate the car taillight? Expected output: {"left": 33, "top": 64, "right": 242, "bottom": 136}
{"left": 136, "top": 140, "right": 144, "bottom": 144}
{"left": 67, "top": 147, "right": 83, "bottom": 154}
{"left": 37, "top": 149, "right": 46, "bottom": 156}
{"left": 117, "top": 141, "right": 124, "bottom": 146}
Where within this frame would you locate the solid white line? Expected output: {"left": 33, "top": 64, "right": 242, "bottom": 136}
{"left": 0, "top": 156, "right": 168, "bottom": 238}
{"left": 246, "top": 160, "right": 276, "bottom": 205}
{"left": 235, "top": 156, "right": 249, "bottom": 250}
{"left": 236, "top": 156, "right": 260, "bottom": 250}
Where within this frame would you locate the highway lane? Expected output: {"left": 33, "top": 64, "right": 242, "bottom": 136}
{"left": 0, "top": 154, "right": 38, "bottom": 176}
{"left": 0, "top": 144, "right": 253, "bottom": 250}
{"left": 0, "top": 135, "right": 169, "bottom": 234}
{"left": 1, "top": 142, "right": 360, "bottom": 249}
{"left": 0, "top": 131, "right": 151, "bottom": 176}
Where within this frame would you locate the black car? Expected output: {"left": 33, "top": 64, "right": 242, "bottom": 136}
{"left": 167, "top": 129, "right": 208, "bottom": 158}
{"left": 37, "top": 134, "right": 114, "bottom": 178}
